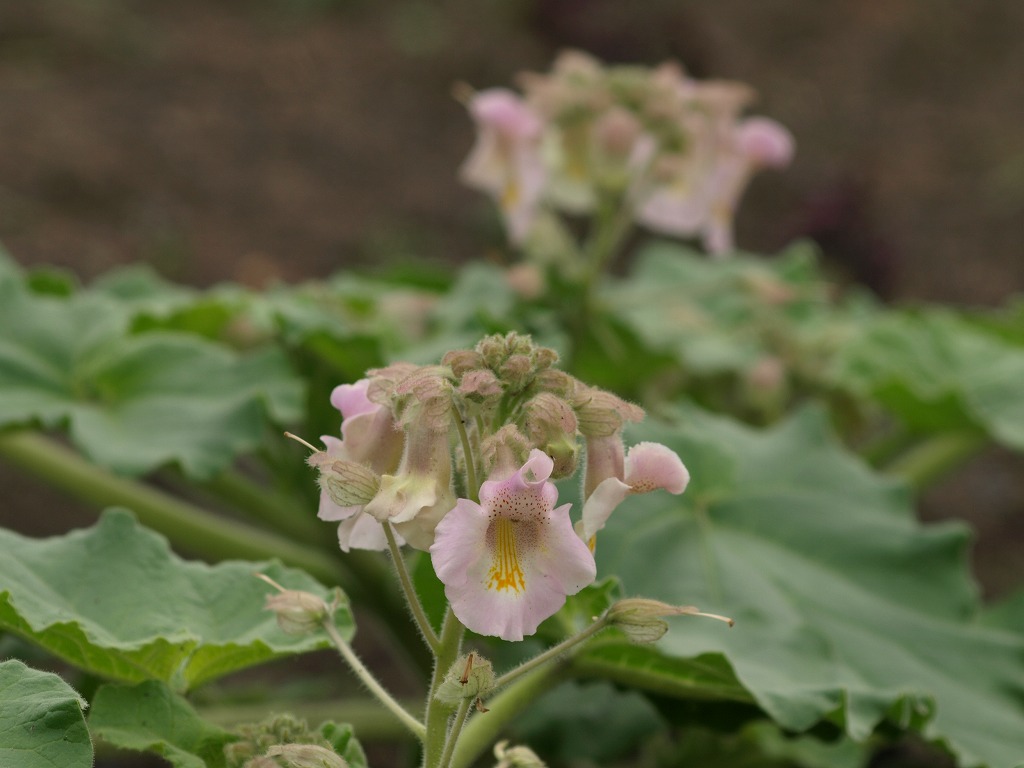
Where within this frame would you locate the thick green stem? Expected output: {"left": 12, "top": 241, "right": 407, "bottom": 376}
{"left": 323, "top": 618, "right": 426, "bottom": 740}
{"left": 423, "top": 610, "right": 465, "bottom": 768}
{"left": 384, "top": 522, "right": 440, "bottom": 653}
{"left": 0, "top": 430, "right": 342, "bottom": 584}
{"left": 449, "top": 664, "right": 566, "bottom": 768}
{"left": 883, "top": 432, "right": 988, "bottom": 492}
{"left": 201, "top": 469, "right": 325, "bottom": 545}
{"left": 438, "top": 698, "right": 472, "bottom": 768}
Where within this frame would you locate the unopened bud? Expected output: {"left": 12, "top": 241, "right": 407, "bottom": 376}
{"left": 435, "top": 652, "right": 496, "bottom": 705}
{"left": 306, "top": 454, "right": 381, "bottom": 507}
{"left": 257, "top": 574, "right": 339, "bottom": 636}
{"left": 264, "top": 744, "right": 349, "bottom": 768}
{"left": 523, "top": 393, "right": 578, "bottom": 478}
{"left": 459, "top": 369, "right": 504, "bottom": 401}
{"left": 607, "top": 598, "right": 733, "bottom": 644}
{"left": 574, "top": 388, "right": 644, "bottom": 437}
{"left": 499, "top": 354, "right": 533, "bottom": 392}
{"left": 442, "top": 349, "right": 485, "bottom": 378}
{"left": 481, "top": 424, "right": 531, "bottom": 481}
{"left": 493, "top": 740, "right": 547, "bottom": 768}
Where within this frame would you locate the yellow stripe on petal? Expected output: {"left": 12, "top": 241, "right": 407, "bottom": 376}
{"left": 488, "top": 518, "right": 526, "bottom": 594}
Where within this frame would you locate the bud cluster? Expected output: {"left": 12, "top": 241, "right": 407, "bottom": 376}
{"left": 225, "top": 715, "right": 348, "bottom": 768}
{"left": 460, "top": 49, "right": 794, "bottom": 255}
{"left": 308, "top": 332, "right": 693, "bottom": 641}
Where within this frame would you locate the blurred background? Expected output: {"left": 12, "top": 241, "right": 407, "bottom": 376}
{"left": 0, "top": 0, "right": 1022, "bottom": 596}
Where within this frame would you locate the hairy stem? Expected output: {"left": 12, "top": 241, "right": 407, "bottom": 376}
{"left": 423, "top": 609, "right": 465, "bottom": 768}
{"left": 384, "top": 522, "right": 440, "bottom": 652}
{"left": 493, "top": 617, "right": 610, "bottom": 689}
{"left": 323, "top": 618, "right": 427, "bottom": 740}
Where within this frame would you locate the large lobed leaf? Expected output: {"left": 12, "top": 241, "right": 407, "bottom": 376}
{"left": 0, "top": 509, "right": 354, "bottom": 691}
{"left": 0, "top": 280, "right": 304, "bottom": 477}
{"left": 831, "top": 309, "right": 1024, "bottom": 450}
{"left": 592, "top": 405, "right": 1024, "bottom": 768}
{"left": 0, "top": 660, "right": 92, "bottom": 768}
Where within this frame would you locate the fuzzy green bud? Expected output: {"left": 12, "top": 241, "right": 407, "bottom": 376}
{"left": 306, "top": 454, "right": 381, "bottom": 507}
{"left": 435, "top": 652, "right": 496, "bottom": 705}
{"left": 606, "top": 599, "right": 733, "bottom": 644}
{"left": 573, "top": 387, "right": 644, "bottom": 437}
{"left": 523, "top": 392, "right": 578, "bottom": 478}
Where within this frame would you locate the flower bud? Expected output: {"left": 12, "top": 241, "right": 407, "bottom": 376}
{"left": 459, "top": 368, "right": 504, "bottom": 402}
{"left": 435, "top": 652, "right": 496, "bottom": 705}
{"left": 264, "top": 744, "right": 349, "bottom": 768}
{"left": 523, "top": 393, "right": 578, "bottom": 479}
{"left": 480, "top": 424, "right": 530, "bottom": 481}
{"left": 493, "top": 740, "right": 547, "bottom": 768}
{"left": 499, "top": 354, "right": 534, "bottom": 392}
{"left": 607, "top": 598, "right": 733, "bottom": 644}
{"left": 573, "top": 387, "right": 644, "bottom": 437}
{"left": 264, "top": 590, "right": 329, "bottom": 636}
{"left": 442, "top": 349, "right": 485, "bottom": 378}
{"left": 306, "top": 454, "right": 381, "bottom": 508}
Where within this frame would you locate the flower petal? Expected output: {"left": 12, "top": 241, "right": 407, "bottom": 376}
{"left": 580, "top": 477, "right": 631, "bottom": 541}
{"left": 336, "top": 512, "right": 393, "bottom": 552}
{"left": 624, "top": 442, "right": 690, "bottom": 494}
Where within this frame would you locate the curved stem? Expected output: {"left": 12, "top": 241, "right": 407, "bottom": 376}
{"left": 493, "top": 617, "right": 610, "bottom": 690}
{"left": 323, "top": 618, "right": 426, "bottom": 741}
{"left": 883, "top": 432, "right": 988, "bottom": 492}
{"left": 0, "top": 430, "right": 343, "bottom": 585}
{"left": 384, "top": 522, "right": 440, "bottom": 653}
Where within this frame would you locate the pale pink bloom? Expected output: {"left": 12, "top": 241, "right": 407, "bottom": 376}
{"left": 318, "top": 380, "right": 404, "bottom": 552}
{"left": 430, "top": 450, "right": 596, "bottom": 641}
{"left": 701, "top": 117, "right": 794, "bottom": 254}
{"left": 581, "top": 442, "right": 689, "bottom": 541}
{"left": 460, "top": 89, "right": 548, "bottom": 244}
{"left": 364, "top": 423, "right": 456, "bottom": 551}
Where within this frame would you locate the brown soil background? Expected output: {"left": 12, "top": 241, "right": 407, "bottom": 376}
{"left": 0, "top": 1, "right": 1022, "bottom": 763}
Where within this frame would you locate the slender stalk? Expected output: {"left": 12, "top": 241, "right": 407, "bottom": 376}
{"left": 883, "top": 432, "right": 988, "bottom": 492}
{"left": 438, "top": 698, "right": 472, "bottom": 768}
{"left": 384, "top": 522, "right": 440, "bottom": 652}
{"left": 492, "top": 617, "right": 610, "bottom": 690}
{"left": 201, "top": 469, "right": 325, "bottom": 545}
{"left": 449, "top": 664, "right": 567, "bottom": 768}
{"left": 0, "top": 430, "right": 343, "bottom": 584}
{"left": 322, "top": 618, "right": 426, "bottom": 740}
{"left": 452, "top": 407, "right": 479, "bottom": 503}
{"left": 423, "top": 609, "right": 466, "bottom": 768}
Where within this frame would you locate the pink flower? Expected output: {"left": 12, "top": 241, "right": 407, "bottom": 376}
{"left": 581, "top": 441, "right": 689, "bottom": 541}
{"left": 430, "top": 450, "right": 596, "bottom": 641}
{"left": 318, "top": 380, "right": 404, "bottom": 552}
{"left": 460, "top": 89, "right": 548, "bottom": 244}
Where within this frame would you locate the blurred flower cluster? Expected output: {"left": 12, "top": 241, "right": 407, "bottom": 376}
{"left": 312, "top": 333, "right": 688, "bottom": 640}
{"left": 461, "top": 50, "right": 794, "bottom": 255}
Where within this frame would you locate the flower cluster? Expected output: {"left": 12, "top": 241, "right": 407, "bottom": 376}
{"left": 311, "top": 333, "right": 689, "bottom": 641}
{"left": 460, "top": 50, "right": 794, "bottom": 255}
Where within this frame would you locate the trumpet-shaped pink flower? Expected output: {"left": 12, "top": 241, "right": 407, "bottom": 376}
{"left": 581, "top": 441, "right": 689, "bottom": 541}
{"left": 460, "top": 88, "right": 547, "bottom": 244}
{"left": 318, "top": 380, "right": 404, "bottom": 552}
{"left": 430, "top": 450, "right": 596, "bottom": 641}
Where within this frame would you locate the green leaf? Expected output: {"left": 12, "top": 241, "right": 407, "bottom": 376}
{"left": 319, "top": 721, "right": 368, "bottom": 768}
{"left": 90, "top": 680, "right": 236, "bottom": 768}
{"left": 0, "top": 509, "right": 355, "bottom": 691}
{"left": 832, "top": 310, "right": 1024, "bottom": 450}
{"left": 595, "top": 405, "right": 1024, "bottom": 768}
{"left": 0, "top": 660, "right": 92, "bottom": 768}
{"left": 0, "top": 283, "right": 304, "bottom": 477}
